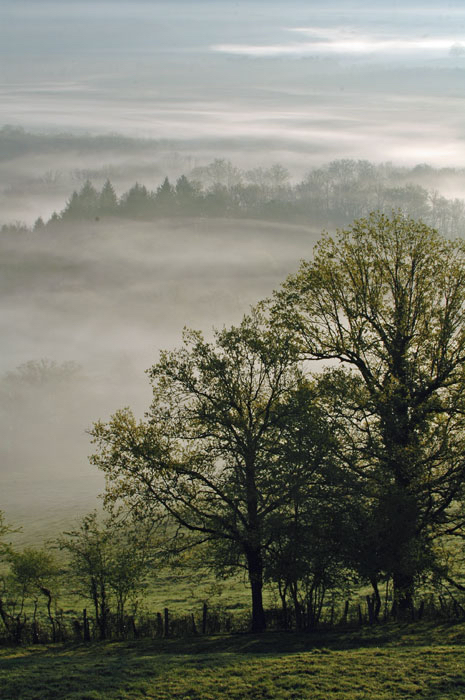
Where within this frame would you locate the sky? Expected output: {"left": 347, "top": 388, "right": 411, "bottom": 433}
{"left": 1, "top": 1, "right": 465, "bottom": 166}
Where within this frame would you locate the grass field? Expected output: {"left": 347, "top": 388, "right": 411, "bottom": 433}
{"left": 2, "top": 622, "right": 465, "bottom": 700}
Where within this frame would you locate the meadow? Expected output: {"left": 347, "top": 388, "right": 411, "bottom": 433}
{"left": 2, "top": 622, "right": 465, "bottom": 700}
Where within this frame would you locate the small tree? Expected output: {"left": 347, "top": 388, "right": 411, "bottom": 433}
{"left": 175, "top": 175, "right": 201, "bottom": 215}
{"left": 61, "top": 180, "right": 99, "bottom": 220}
{"left": 8, "top": 548, "right": 59, "bottom": 642}
{"left": 0, "top": 539, "right": 59, "bottom": 644}
{"left": 33, "top": 217, "right": 45, "bottom": 232}
{"left": 57, "top": 511, "right": 154, "bottom": 639}
{"left": 155, "top": 177, "right": 175, "bottom": 216}
{"left": 0, "top": 511, "right": 18, "bottom": 638}
{"left": 119, "top": 183, "right": 153, "bottom": 219}
{"left": 99, "top": 179, "right": 118, "bottom": 215}
{"left": 58, "top": 512, "right": 111, "bottom": 639}
{"left": 0, "top": 511, "right": 14, "bottom": 559}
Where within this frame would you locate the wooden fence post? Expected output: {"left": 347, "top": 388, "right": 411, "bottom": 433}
{"left": 156, "top": 612, "right": 163, "bottom": 637}
{"left": 202, "top": 602, "right": 208, "bottom": 635}
{"left": 83, "top": 608, "right": 90, "bottom": 642}
{"left": 342, "top": 600, "right": 349, "bottom": 624}
{"left": 366, "top": 595, "right": 374, "bottom": 625}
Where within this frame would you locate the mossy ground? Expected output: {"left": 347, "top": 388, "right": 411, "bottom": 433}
{"left": 2, "top": 622, "right": 465, "bottom": 700}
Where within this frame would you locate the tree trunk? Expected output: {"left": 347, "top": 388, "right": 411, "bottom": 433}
{"left": 156, "top": 612, "right": 163, "bottom": 637}
{"left": 392, "top": 570, "right": 415, "bottom": 618}
{"left": 202, "top": 602, "right": 208, "bottom": 634}
{"left": 289, "top": 582, "right": 302, "bottom": 630}
{"left": 388, "top": 486, "right": 418, "bottom": 620}
{"left": 0, "top": 597, "right": 12, "bottom": 635}
{"left": 278, "top": 581, "right": 289, "bottom": 629}
{"left": 32, "top": 600, "right": 39, "bottom": 643}
{"left": 380, "top": 377, "right": 422, "bottom": 615}
{"left": 370, "top": 578, "right": 381, "bottom": 622}
{"left": 83, "top": 608, "right": 91, "bottom": 642}
{"left": 246, "top": 548, "right": 266, "bottom": 633}
{"left": 99, "top": 580, "right": 108, "bottom": 640}
{"left": 342, "top": 600, "right": 349, "bottom": 625}
{"left": 244, "top": 452, "right": 266, "bottom": 633}
{"left": 42, "top": 588, "right": 56, "bottom": 642}
{"left": 366, "top": 595, "right": 374, "bottom": 625}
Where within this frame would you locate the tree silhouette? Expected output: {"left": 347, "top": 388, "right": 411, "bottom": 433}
{"left": 273, "top": 212, "right": 465, "bottom": 614}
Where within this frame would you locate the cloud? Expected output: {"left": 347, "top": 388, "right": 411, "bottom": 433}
{"left": 212, "top": 26, "right": 465, "bottom": 58}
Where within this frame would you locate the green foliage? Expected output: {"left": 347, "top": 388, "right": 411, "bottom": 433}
{"left": 263, "top": 382, "right": 351, "bottom": 627}
{"left": 273, "top": 212, "right": 465, "bottom": 611}
{"left": 0, "top": 544, "right": 59, "bottom": 643}
{"left": 119, "top": 182, "right": 153, "bottom": 218}
{"left": 61, "top": 180, "right": 99, "bottom": 220}
{"left": 91, "top": 310, "right": 336, "bottom": 632}
{"left": 0, "top": 510, "right": 16, "bottom": 561}
{"left": 99, "top": 179, "right": 118, "bottom": 214}
{"left": 56, "top": 511, "right": 155, "bottom": 638}
{"left": 175, "top": 175, "right": 202, "bottom": 214}
{"left": 8, "top": 548, "right": 58, "bottom": 594}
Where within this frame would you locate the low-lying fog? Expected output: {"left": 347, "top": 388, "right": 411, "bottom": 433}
{"left": 0, "top": 218, "right": 319, "bottom": 540}
{"left": 2, "top": 0, "right": 465, "bottom": 540}
{"left": 2, "top": 1, "right": 465, "bottom": 222}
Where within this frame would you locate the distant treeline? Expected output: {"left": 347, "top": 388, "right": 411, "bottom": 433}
{"left": 0, "top": 125, "right": 158, "bottom": 161}
{"left": 3, "top": 159, "right": 465, "bottom": 237}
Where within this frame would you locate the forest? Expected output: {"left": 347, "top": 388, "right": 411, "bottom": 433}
{"left": 2, "top": 211, "right": 465, "bottom": 644}
{"left": 2, "top": 158, "right": 465, "bottom": 238}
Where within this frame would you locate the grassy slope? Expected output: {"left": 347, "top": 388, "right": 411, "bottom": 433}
{"left": 2, "top": 623, "right": 465, "bottom": 700}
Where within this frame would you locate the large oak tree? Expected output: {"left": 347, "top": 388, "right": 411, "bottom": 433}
{"left": 91, "top": 312, "right": 330, "bottom": 632}
{"left": 273, "top": 212, "right": 465, "bottom": 613}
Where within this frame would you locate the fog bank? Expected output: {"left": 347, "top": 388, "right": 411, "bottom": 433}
{"left": 0, "top": 217, "right": 319, "bottom": 540}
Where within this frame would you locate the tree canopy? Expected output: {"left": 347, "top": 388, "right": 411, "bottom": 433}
{"left": 91, "top": 312, "right": 334, "bottom": 631}
{"left": 273, "top": 212, "right": 465, "bottom": 612}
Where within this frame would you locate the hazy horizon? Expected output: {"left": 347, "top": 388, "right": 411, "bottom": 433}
{"left": 1, "top": 1, "right": 465, "bottom": 166}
